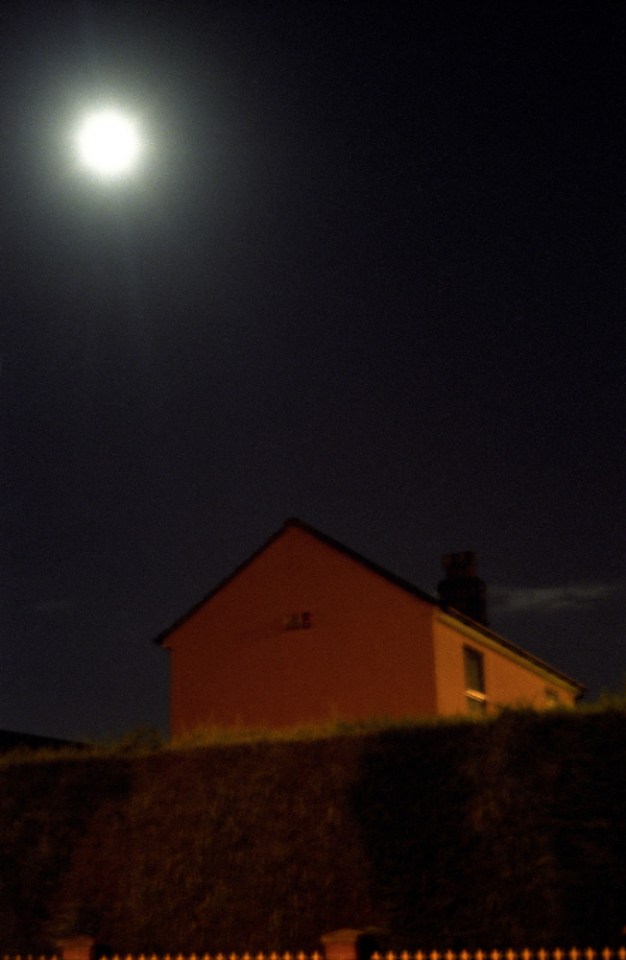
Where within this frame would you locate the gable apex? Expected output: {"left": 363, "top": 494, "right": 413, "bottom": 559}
{"left": 281, "top": 517, "right": 438, "bottom": 605}
{"left": 154, "top": 516, "right": 438, "bottom": 647}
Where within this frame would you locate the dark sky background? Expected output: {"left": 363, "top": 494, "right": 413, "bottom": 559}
{"left": 1, "top": 0, "right": 624, "bottom": 742}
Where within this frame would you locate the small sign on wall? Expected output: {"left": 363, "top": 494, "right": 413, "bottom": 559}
{"left": 283, "top": 611, "right": 312, "bottom": 630}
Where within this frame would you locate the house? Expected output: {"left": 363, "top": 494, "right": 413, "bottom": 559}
{"left": 156, "top": 518, "right": 585, "bottom": 737}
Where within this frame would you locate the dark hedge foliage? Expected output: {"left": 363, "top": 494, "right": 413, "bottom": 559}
{"left": 1, "top": 711, "right": 625, "bottom": 953}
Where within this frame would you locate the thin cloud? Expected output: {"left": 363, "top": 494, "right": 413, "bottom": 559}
{"left": 490, "top": 582, "right": 618, "bottom": 615}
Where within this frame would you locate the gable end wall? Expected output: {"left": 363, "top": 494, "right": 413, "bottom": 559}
{"left": 167, "top": 525, "right": 439, "bottom": 734}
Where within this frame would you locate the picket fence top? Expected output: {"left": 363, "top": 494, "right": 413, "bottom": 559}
{"left": 3, "top": 949, "right": 626, "bottom": 960}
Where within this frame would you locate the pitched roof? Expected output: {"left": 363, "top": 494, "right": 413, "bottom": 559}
{"left": 154, "top": 516, "right": 434, "bottom": 645}
{"left": 154, "top": 517, "right": 585, "bottom": 694}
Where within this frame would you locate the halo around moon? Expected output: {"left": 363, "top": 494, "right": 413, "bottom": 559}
{"left": 76, "top": 109, "right": 141, "bottom": 177}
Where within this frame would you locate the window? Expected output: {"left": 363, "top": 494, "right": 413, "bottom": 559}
{"left": 464, "top": 646, "right": 486, "bottom": 715}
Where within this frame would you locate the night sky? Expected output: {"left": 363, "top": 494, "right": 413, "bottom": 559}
{"left": 1, "top": 0, "right": 624, "bottom": 741}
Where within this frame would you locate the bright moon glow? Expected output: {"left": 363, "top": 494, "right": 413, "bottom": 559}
{"left": 77, "top": 109, "right": 141, "bottom": 176}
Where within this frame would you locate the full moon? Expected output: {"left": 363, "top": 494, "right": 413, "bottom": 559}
{"left": 76, "top": 109, "right": 141, "bottom": 176}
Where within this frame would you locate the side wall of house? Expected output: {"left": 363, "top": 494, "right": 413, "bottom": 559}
{"left": 432, "top": 613, "right": 579, "bottom": 715}
{"left": 166, "top": 526, "right": 438, "bottom": 735}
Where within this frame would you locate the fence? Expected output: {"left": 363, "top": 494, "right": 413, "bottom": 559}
{"left": 1, "top": 954, "right": 324, "bottom": 960}
{"left": 7, "top": 954, "right": 626, "bottom": 960}
{"left": 4, "top": 936, "right": 626, "bottom": 960}
{"left": 371, "top": 953, "right": 626, "bottom": 960}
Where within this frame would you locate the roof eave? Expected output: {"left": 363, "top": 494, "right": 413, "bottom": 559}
{"left": 437, "top": 606, "right": 587, "bottom": 696}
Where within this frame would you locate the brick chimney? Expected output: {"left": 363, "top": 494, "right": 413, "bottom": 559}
{"left": 437, "top": 551, "right": 488, "bottom": 625}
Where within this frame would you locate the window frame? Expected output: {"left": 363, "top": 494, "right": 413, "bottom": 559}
{"left": 463, "top": 645, "right": 487, "bottom": 714}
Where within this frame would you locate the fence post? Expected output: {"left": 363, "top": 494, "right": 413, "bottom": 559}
{"left": 321, "top": 929, "right": 363, "bottom": 960}
{"left": 57, "top": 936, "right": 96, "bottom": 960}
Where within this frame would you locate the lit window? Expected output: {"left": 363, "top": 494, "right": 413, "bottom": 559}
{"left": 464, "top": 646, "right": 486, "bottom": 715}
